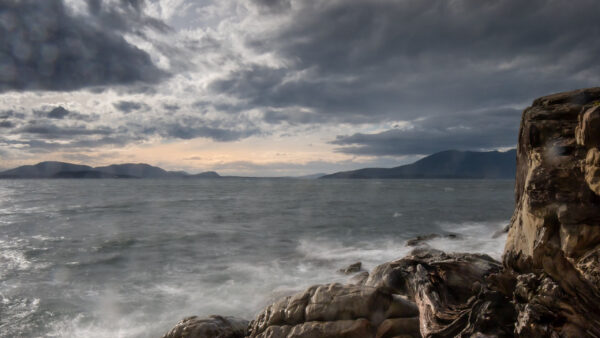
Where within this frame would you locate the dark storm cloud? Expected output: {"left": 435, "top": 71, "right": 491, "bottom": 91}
{"left": 113, "top": 101, "right": 148, "bottom": 113}
{"left": 0, "top": 0, "right": 167, "bottom": 93}
{"left": 209, "top": 0, "right": 600, "bottom": 153}
{"left": 332, "top": 108, "right": 521, "bottom": 156}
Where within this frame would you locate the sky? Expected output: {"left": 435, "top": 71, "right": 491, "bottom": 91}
{"left": 0, "top": 0, "right": 599, "bottom": 176}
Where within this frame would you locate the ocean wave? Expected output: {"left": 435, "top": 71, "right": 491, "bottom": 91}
{"left": 429, "top": 221, "right": 508, "bottom": 259}
{"left": 296, "top": 238, "right": 411, "bottom": 270}
{"left": 0, "top": 295, "right": 40, "bottom": 336}
{"left": 0, "top": 239, "right": 33, "bottom": 273}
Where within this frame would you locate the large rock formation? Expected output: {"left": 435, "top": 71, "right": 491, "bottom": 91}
{"left": 161, "top": 88, "right": 600, "bottom": 338}
{"left": 504, "top": 87, "right": 600, "bottom": 336}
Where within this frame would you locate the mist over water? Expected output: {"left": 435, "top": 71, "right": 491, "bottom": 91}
{"left": 0, "top": 179, "right": 514, "bottom": 337}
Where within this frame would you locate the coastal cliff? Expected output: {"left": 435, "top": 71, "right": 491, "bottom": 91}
{"left": 503, "top": 87, "right": 600, "bottom": 336}
{"left": 162, "top": 88, "right": 600, "bottom": 338}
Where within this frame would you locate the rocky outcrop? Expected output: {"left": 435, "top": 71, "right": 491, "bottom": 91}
{"left": 247, "top": 276, "right": 419, "bottom": 337}
{"left": 161, "top": 88, "right": 600, "bottom": 338}
{"left": 503, "top": 87, "right": 600, "bottom": 336}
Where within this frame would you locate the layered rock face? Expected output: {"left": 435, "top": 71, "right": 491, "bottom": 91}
{"left": 504, "top": 87, "right": 600, "bottom": 336}
{"left": 162, "top": 88, "right": 600, "bottom": 338}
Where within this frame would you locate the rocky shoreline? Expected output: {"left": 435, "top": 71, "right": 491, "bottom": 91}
{"left": 162, "top": 88, "right": 600, "bottom": 337}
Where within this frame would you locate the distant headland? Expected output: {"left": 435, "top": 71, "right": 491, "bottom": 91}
{"left": 0, "top": 149, "right": 516, "bottom": 179}
{"left": 321, "top": 149, "right": 516, "bottom": 179}
{"left": 0, "top": 162, "right": 219, "bottom": 179}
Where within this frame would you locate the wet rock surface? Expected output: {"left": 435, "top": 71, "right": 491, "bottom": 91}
{"left": 162, "top": 88, "right": 600, "bottom": 337}
{"left": 405, "top": 233, "right": 459, "bottom": 246}
{"left": 338, "top": 262, "right": 363, "bottom": 275}
{"left": 161, "top": 315, "right": 248, "bottom": 338}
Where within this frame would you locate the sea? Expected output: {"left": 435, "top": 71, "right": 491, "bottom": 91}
{"left": 0, "top": 178, "right": 514, "bottom": 337}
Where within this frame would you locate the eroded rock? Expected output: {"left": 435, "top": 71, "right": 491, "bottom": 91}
{"left": 161, "top": 315, "right": 248, "bottom": 338}
{"left": 247, "top": 282, "right": 419, "bottom": 338}
{"left": 338, "top": 262, "right": 363, "bottom": 275}
{"left": 505, "top": 87, "right": 600, "bottom": 336}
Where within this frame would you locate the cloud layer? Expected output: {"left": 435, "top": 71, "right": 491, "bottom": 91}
{"left": 2, "top": 0, "right": 600, "bottom": 173}
{"left": 0, "top": 0, "right": 166, "bottom": 93}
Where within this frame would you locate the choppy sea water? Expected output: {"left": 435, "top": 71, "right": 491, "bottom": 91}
{"left": 0, "top": 179, "right": 514, "bottom": 337}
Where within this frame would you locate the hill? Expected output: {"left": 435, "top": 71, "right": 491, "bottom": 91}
{"left": 0, "top": 162, "right": 221, "bottom": 179}
{"left": 320, "top": 149, "right": 516, "bottom": 179}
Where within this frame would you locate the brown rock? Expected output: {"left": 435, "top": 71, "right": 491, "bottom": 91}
{"left": 161, "top": 315, "right": 248, "bottom": 338}
{"left": 505, "top": 87, "right": 600, "bottom": 336}
{"left": 254, "top": 319, "right": 375, "bottom": 338}
{"left": 405, "top": 233, "right": 459, "bottom": 247}
{"left": 247, "top": 283, "right": 419, "bottom": 338}
{"left": 375, "top": 317, "right": 420, "bottom": 338}
{"left": 338, "top": 262, "right": 363, "bottom": 275}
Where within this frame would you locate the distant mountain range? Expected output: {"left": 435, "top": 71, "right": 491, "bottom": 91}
{"left": 0, "top": 162, "right": 220, "bottom": 179}
{"left": 321, "top": 149, "right": 516, "bottom": 179}
{"left": 0, "top": 149, "right": 516, "bottom": 179}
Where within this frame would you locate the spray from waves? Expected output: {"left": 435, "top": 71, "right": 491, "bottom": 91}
{"left": 45, "top": 221, "right": 507, "bottom": 338}
{"left": 296, "top": 238, "right": 412, "bottom": 271}
{"left": 0, "top": 239, "right": 33, "bottom": 272}
{"left": 296, "top": 220, "right": 508, "bottom": 272}
{"left": 0, "top": 238, "right": 54, "bottom": 274}
{"left": 0, "top": 295, "right": 40, "bottom": 335}
{"left": 429, "top": 220, "right": 508, "bottom": 260}
{"left": 48, "top": 313, "right": 157, "bottom": 338}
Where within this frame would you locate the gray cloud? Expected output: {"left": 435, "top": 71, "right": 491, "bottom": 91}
{"left": 4, "top": 0, "right": 600, "bottom": 168}
{"left": 0, "top": 120, "right": 14, "bottom": 128}
{"left": 166, "top": 125, "right": 259, "bottom": 142}
{"left": 208, "top": 0, "right": 600, "bottom": 150}
{"left": 249, "top": 0, "right": 292, "bottom": 14}
{"left": 16, "top": 121, "right": 114, "bottom": 139}
{"left": 160, "top": 116, "right": 262, "bottom": 141}
{"left": 34, "top": 106, "right": 99, "bottom": 122}
{"left": 46, "top": 106, "right": 69, "bottom": 119}
{"left": 332, "top": 108, "right": 521, "bottom": 156}
{"left": 0, "top": 0, "right": 167, "bottom": 93}
{"left": 0, "top": 110, "right": 25, "bottom": 119}
{"left": 113, "top": 100, "right": 148, "bottom": 113}
{"left": 162, "top": 103, "right": 180, "bottom": 112}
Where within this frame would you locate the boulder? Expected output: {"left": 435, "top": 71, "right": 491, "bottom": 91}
{"left": 338, "top": 262, "right": 363, "bottom": 275}
{"left": 247, "top": 282, "right": 419, "bottom": 338}
{"left": 405, "top": 233, "right": 459, "bottom": 246}
{"left": 161, "top": 315, "right": 248, "bottom": 338}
